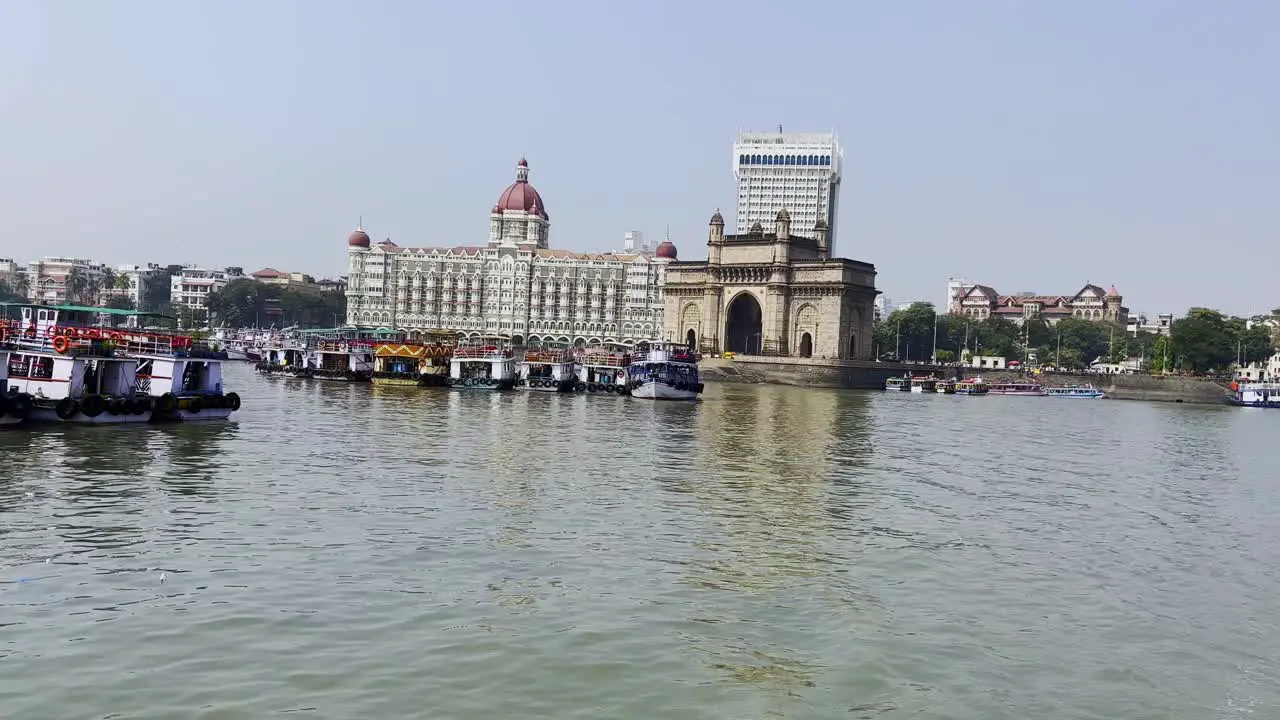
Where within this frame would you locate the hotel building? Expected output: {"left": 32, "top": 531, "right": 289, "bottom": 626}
{"left": 732, "top": 130, "right": 842, "bottom": 253}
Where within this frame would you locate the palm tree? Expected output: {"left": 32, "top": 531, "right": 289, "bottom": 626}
{"left": 66, "top": 267, "right": 89, "bottom": 305}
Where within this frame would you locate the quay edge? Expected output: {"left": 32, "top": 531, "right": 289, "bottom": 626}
{"left": 699, "top": 357, "right": 1233, "bottom": 406}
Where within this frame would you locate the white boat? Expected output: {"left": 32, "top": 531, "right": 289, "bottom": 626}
{"left": 1044, "top": 384, "right": 1104, "bottom": 399}
{"left": 131, "top": 334, "right": 240, "bottom": 422}
{"left": 574, "top": 345, "right": 631, "bottom": 396}
{"left": 449, "top": 336, "right": 517, "bottom": 390}
{"left": 627, "top": 341, "right": 702, "bottom": 401}
{"left": 884, "top": 376, "right": 911, "bottom": 391}
{"left": 2, "top": 306, "right": 154, "bottom": 424}
{"left": 1230, "top": 381, "right": 1280, "bottom": 408}
{"left": 516, "top": 346, "right": 576, "bottom": 392}
{"left": 257, "top": 345, "right": 313, "bottom": 377}
{"left": 309, "top": 339, "right": 375, "bottom": 382}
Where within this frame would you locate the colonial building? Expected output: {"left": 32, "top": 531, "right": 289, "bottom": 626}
{"left": 950, "top": 283, "right": 1129, "bottom": 327}
{"left": 344, "top": 159, "right": 670, "bottom": 344}
{"left": 662, "top": 209, "right": 878, "bottom": 359}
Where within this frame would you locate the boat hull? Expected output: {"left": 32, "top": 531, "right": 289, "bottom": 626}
{"left": 631, "top": 380, "right": 699, "bottom": 401}
{"left": 372, "top": 377, "right": 422, "bottom": 387}
{"left": 0, "top": 416, "right": 24, "bottom": 427}
{"left": 576, "top": 382, "right": 630, "bottom": 396}
{"left": 29, "top": 407, "right": 153, "bottom": 424}
{"left": 989, "top": 390, "right": 1045, "bottom": 396}
{"left": 1047, "top": 392, "right": 1105, "bottom": 399}
{"left": 1229, "top": 400, "right": 1280, "bottom": 408}
{"left": 517, "top": 378, "right": 574, "bottom": 392}
{"left": 161, "top": 408, "right": 235, "bottom": 421}
{"left": 449, "top": 377, "right": 515, "bottom": 391}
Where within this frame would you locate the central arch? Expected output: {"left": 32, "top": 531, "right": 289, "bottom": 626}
{"left": 685, "top": 328, "right": 697, "bottom": 350}
{"left": 725, "top": 292, "right": 763, "bottom": 354}
{"left": 799, "top": 332, "right": 813, "bottom": 358}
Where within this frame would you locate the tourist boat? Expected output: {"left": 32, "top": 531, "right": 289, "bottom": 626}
{"left": 988, "top": 382, "right": 1045, "bottom": 396}
{"left": 131, "top": 332, "right": 241, "bottom": 422}
{"left": 1045, "top": 384, "right": 1105, "bottom": 399}
{"left": 2, "top": 305, "right": 154, "bottom": 424}
{"left": 955, "top": 377, "right": 989, "bottom": 395}
{"left": 884, "top": 376, "right": 911, "bottom": 391}
{"left": 516, "top": 346, "right": 576, "bottom": 392}
{"left": 910, "top": 376, "right": 939, "bottom": 393}
{"left": 1229, "top": 381, "right": 1280, "bottom": 408}
{"left": 449, "top": 336, "right": 516, "bottom": 390}
{"left": 628, "top": 341, "right": 702, "bottom": 400}
{"left": 937, "top": 379, "right": 957, "bottom": 394}
{"left": 416, "top": 330, "right": 458, "bottom": 387}
{"left": 257, "top": 345, "right": 313, "bottom": 377}
{"left": 309, "top": 339, "right": 374, "bottom": 381}
{"left": 575, "top": 344, "right": 630, "bottom": 395}
{"left": 372, "top": 343, "right": 434, "bottom": 386}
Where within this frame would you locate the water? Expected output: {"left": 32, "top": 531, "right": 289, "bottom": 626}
{"left": 2, "top": 364, "right": 1278, "bottom": 719}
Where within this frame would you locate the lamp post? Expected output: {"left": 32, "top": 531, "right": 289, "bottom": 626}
{"left": 931, "top": 313, "right": 938, "bottom": 365}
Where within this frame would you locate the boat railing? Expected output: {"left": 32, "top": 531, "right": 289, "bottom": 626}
{"left": 630, "top": 349, "right": 698, "bottom": 365}
{"left": 3, "top": 323, "right": 226, "bottom": 359}
{"left": 577, "top": 351, "right": 629, "bottom": 367}
{"left": 523, "top": 349, "right": 573, "bottom": 364}
{"left": 452, "top": 345, "right": 512, "bottom": 360}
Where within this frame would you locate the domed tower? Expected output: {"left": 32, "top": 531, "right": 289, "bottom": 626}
{"left": 346, "top": 221, "right": 371, "bottom": 325}
{"left": 655, "top": 229, "right": 678, "bottom": 262}
{"left": 707, "top": 209, "right": 724, "bottom": 265}
{"left": 813, "top": 217, "right": 830, "bottom": 260}
{"left": 1105, "top": 285, "right": 1123, "bottom": 323}
{"left": 490, "top": 158, "right": 551, "bottom": 249}
{"left": 772, "top": 208, "right": 792, "bottom": 265}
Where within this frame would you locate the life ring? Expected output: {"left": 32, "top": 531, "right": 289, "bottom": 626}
{"left": 85, "top": 328, "right": 101, "bottom": 340}
{"left": 45, "top": 324, "right": 60, "bottom": 338}
{"left": 226, "top": 392, "right": 242, "bottom": 411}
{"left": 9, "top": 393, "right": 33, "bottom": 420}
{"left": 157, "top": 393, "right": 178, "bottom": 414}
{"left": 109, "top": 331, "right": 123, "bottom": 342}
{"left": 55, "top": 397, "right": 78, "bottom": 420}
{"left": 80, "top": 394, "right": 105, "bottom": 418}
{"left": 52, "top": 335, "right": 70, "bottom": 354}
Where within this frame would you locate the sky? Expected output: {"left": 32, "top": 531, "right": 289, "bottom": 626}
{"left": 1, "top": 0, "right": 1276, "bottom": 317}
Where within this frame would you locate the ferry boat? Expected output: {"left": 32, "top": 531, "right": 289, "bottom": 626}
{"left": 131, "top": 333, "right": 240, "bottom": 422}
{"left": 884, "top": 376, "right": 911, "bottom": 391}
{"left": 575, "top": 344, "right": 630, "bottom": 395}
{"left": 628, "top": 341, "right": 702, "bottom": 401}
{"left": 937, "top": 379, "right": 957, "bottom": 394}
{"left": 372, "top": 343, "right": 432, "bottom": 386}
{"left": 955, "top": 377, "right": 989, "bottom": 395}
{"left": 517, "top": 346, "right": 576, "bottom": 392}
{"left": 1229, "top": 381, "right": 1280, "bottom": 408}
{"left": 449, "top": 336, "right": 517, "bottom": 390}
{"left": 988, "top": 382, "right": 1045, "bottom": 396}
{"left": 910, "top": 376, "right": 939, "bottom": 393}
{"left": 310, "top": 339, "right": 375, "bottom": 382}
{"left": 1044, "top": 384, "right": 1105, "bottom": 399}
{"left": 257, "top": 345, "right": 312, "bottom": 377}
{"left": 1, "top": 305, "right": 154, "bottom": 424}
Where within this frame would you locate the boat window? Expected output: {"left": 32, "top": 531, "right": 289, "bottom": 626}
{"left": 8, "top": 354, "right": 29, "bottom": 378}
{"left": 29, "top": 356, "right": 54, "bottom": 380}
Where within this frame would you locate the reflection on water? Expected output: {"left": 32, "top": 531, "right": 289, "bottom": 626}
{"left": 1, "top": 364, "right": 1279, "bottom": 718}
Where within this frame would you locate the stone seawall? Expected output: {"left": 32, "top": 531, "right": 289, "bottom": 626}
{"left": 699, "top": 357, "right": 1232, "bottom": 405}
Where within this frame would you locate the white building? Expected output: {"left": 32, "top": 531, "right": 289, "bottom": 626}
{"left": 873, "top": 294, "right": 891, "bottom": 321}
{"left": 345, "top": 159, "right": 672, "bottom": 345}
{"left": 733, "top": 130, "right": 842, "bottom": 253}
{"left": 946, "top": 276, "right": 972, "bottom": 313}
{"left": 171, "top": 266, "right": 230, "bottom": 327}
{"left": 622, "top": 231, "right": 649, "bottom": 254}
{"left": 105, "top": 264, "right": 171, "bottom": 313}
{"left": 25, "top": 257, "right": 109, "bottom": 305}
{"left": 1127, "top": 312, "right": 1174, "bottom": 336}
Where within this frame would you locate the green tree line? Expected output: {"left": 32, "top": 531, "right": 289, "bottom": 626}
{"left": 874, "top": 303, "right": 1276, "bottom": 373}
{"left": 206, "top": 277, "right": 346, "bottom": 329}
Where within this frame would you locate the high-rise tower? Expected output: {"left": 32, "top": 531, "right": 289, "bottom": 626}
{"left": 732, "top": 129, "right": 842, "bottom": 253}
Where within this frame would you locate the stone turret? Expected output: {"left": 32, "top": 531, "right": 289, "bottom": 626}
{"left": 772, "top": 208, "right": 791, "bottom": 265}
{"left": 707, "top": 209, "right": 724, "bottom": 265}
{"left": 813, "top": 217, "right": 829, "bottom": 260}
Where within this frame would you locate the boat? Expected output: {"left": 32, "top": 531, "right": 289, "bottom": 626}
{"left": 988, "top": 382, "right": 1045, "bottom": 396}
{"left": 955, "top": 377, "right": 989, "bottom": 395}
{"left": 1229, "top": 381, "right": 1280, "bottom": 408}
{"left": 449, "top": 336, "right": 517, "bottom": 390}
{"left": 575, "top": 344, "right": 630, "bottom": 395}
{"left": 1045, "top": 384, "right": 1105, "bottom": 399}
{"left": 310, "top": 339, "right": 375, "bottom": 381}
{"left": 131, "top": 332, "right": 241, "bottom": 422}
{"left": 1, "top": 305, "right": 155, "bottom": 424}
{"left": 910, "top": 376, "right": 939, "bottom": 393}
{"left": 937, "top": 379, "right": 957, "bottom": 394}
{"left": 884, "top": 376, "right": 911, "bottom": 391}
{"left": 371, "top": 342, "right": 449, "bottom": 386}
{"left": 627, "top": 341, "right": 702, "bottom": 400}
{"left": 257, "top": 345, "right": 313, "bottom": 377}
{"left": 516, "top": 346, "right": 576, "bottom": 392}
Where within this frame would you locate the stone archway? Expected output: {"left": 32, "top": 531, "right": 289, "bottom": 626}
{"left": 847, "top": 332, "right": 858, "bottom": 359}
{"left": 685, "top": 328, "right": 697, "bottom": 350}
{"left": 725, "top": 292, "right": 763, "bottom": 354}
{"left": 799, "top": 332, "right": 813, "bottom": 358}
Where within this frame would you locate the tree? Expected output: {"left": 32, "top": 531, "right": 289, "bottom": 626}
{"left": 102, "top": 295, "right": 136, "bottom": 311}
{"left": 206, "top": 277, "right": 346, "bottom": 329}
{"left": 1171, "top": 308, "right": 1234, "bottom": 372}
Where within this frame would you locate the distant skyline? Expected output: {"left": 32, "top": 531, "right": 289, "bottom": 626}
{"left": 2, "top": 1, "right": 1276, "bottom": 316}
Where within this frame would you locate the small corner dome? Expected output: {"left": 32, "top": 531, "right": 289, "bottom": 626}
{"left": 776, "top": 208, "right": 791, "bottom": 221}
{"left": 1107, "top": 285, "right": 1120, "bottom": 297}
{"left": 709, "top": 210, "right": 724, "bottom": 226}
{"left": 348, "top": 227, "right": 371, "bottom": 248}
{"left": 749, "top": 221, "right": 764, "bottom": 233}
{"left": 655, "top": 240, "right": 678, "bottom": 259}
{"left": 814, "top": 217, "right": 829, "bottom": 230}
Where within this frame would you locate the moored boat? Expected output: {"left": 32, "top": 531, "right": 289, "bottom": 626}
{"left": 955, "top": 377, "right": 989, "bottom": 395}
{"left": 575, "top": 344, "right": 630, "bottom": 396}
{"left": 988, "top": 381, "right": 1045, "bottom": 396}
{"left": 627, "top": 341, "right": 702, "bottom": 400}
{"left": 0, "top": 344, "right": 35, "bottom": 426}
{"left": 910, "top": 376, "right": 939, "bottom": 393}
{"left": 1045, "top": 384, "right": 1104, "bottom": 399}
{"left": 449, "top": 336, "right": 516, "bottom": 390}
{"left": 1228, "top": 381, "right": 1280, "bottom": 408}
{"left": 131, "top": 333, "right": 240, "bottom": 422}
{"left": 310, "top": 340, "right": 375, "bottom": 382}
{"left": 257, "top": 345, "right": 312, "bottom": 377}
{"left": 517, "top": 346, "right": 576, "bottom": 392}
{"left": 884, "top": 376, "right": 911, "bottom": 391}
{"left": 937, "top": 379, "right": 957, "bottom": 394}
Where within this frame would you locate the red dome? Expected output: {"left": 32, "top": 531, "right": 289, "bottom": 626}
{"left": 496, "top": 159, "right": 547, "bottom": 219}
{"left": 348, "top": 227, "right": 370, "bottom": 248}
{"left": 655, "top": 241, "right": 678, "bottom": 259}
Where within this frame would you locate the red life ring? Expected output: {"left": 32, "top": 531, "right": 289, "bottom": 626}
{"left": 64, "top": 326, "right": 79, "bottom": 339}
{"left": 45, "top": 324, "right": 60, "bottom": 338}
{"left": 85, "top": 328, "right": 102, "bottom": 339}
{"left": 52, "top": 335, "right": 70, "bottom": 354}
{"left": 109, "top": 331, "right": 123, "bottom": 341}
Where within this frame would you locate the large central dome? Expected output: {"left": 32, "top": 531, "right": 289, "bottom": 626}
{"left": 494, "top": 158, "right": 548, "bottom": 220}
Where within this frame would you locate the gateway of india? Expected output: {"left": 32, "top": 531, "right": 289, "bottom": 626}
{"left": 662, "top": 208, "right": 878, "bottom": 360}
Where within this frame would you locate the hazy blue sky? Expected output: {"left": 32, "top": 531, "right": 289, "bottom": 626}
{"left": 2, "top": 1, "right": 1275, "bottom": 316}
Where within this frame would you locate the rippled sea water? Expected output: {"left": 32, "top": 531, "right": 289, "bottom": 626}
{"left": 2, "top": 364, "right": 1278, "bottom": 719}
